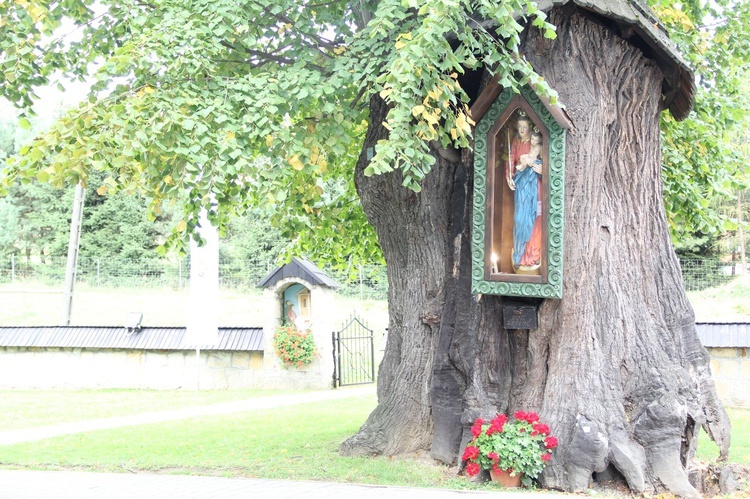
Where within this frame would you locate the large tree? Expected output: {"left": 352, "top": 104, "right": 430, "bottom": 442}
{"left": 1, "top": 0, "right": 744, "bottom": 495}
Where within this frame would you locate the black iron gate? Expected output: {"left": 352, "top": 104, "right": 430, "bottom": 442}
{"left": 332, "top": 315, "right": 375, "bottom": 387}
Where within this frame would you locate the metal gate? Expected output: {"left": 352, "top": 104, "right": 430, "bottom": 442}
{"left": 332, "top": 315, "right": 375, "bottom": 387}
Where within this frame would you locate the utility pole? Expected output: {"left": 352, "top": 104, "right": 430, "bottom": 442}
{"left": 62, "top": 182, "right": 85, "bottom": 325}
{"left": 739, "top": 190, "right": 746, "bottom": 274}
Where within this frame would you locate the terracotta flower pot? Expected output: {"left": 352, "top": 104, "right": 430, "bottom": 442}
{"left": 489, "top": 468, "right": 522, "bottom": 487}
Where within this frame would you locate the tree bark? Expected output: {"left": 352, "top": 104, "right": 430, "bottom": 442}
{"left": 340, "top": 7, "right": 730, "bottom": 497}
{"left": 340, "top": 94, "right": 456, "bottom": 455}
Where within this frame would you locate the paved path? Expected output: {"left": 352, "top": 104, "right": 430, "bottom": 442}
{"left": 0, "top": 470, "right": 538, "bottom": 499}
{"left": 0, "top": 387, "right": 558, "bottom": 498}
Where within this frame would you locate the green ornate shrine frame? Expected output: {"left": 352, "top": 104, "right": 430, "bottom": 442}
{"left": 471, "top": 86, "right": 565, "bottom": 299}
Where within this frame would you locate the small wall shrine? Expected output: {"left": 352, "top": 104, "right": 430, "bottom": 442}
{"left": 257, "top": 256, "right": 338, "bottom": 388}
{"left": 471, "top": 85, "right": 569, "bottom": 298}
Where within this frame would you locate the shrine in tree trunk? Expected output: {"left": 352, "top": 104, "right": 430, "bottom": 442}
{"left": 471, "top": 84, "right": 571, "bottom": 299}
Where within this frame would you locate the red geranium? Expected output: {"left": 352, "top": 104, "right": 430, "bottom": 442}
{"left": 492, "top": 464, "right": 514, "bottom": 474}
{"left": 462, "top": 445, "right": 479, "bottom": 461}
{"left": 471, "top": 418, "right": 484, "bottom": 438}
{"left": 462, "top": 411, "right": 558, "bottom": 483}
{"left": 532, "top": 423, "right": 550, "bottom": 436}
{"left": 487, "top": 414, "right": 507, "bottom": 435}
{"left": 465, "top": 462, "right": 481, "bottom": 477}
{"left": 491, "top": 413, "right": 508, "bottom": 426}
{"left": 524, "top": 412, "right": 540, "bottom": 424}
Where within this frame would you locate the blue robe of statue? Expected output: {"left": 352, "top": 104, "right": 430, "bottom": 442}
{"left": 512, "top": 160, "right": 541, "bottom": 267}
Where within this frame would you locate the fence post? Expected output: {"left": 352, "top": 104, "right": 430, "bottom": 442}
{"left": 332, "top": 331, "right": 338, "bottom": 389}
{"left": 359, "top": 264, "right": 363, "bottom": 302}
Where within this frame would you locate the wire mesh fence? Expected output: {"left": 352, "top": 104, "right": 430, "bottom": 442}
{"left": 678, "top": 258, "right": 746, "bottom": 292}
{"left": 0, "top": 255, "right": 745, "bottom": 297}
{"left": 0, "top": 255, "right": 389, "bottom": 301}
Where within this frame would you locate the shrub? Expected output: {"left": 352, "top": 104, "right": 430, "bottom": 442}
{"left": 273, "top": 325, "right": 318, "bottom": 369}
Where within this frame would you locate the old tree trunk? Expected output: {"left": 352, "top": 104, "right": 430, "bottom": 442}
{"left": 340, "top": 7, "right": 731, "bottom": 496}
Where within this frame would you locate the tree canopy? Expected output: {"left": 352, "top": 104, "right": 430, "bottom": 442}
{"left": 0, "top": 0, "right": 747, "bottom": 262}
{"left": 1, "top": 0, "right": 556, "bottom": 264}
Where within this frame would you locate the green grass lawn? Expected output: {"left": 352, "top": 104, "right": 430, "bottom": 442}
{"left": 695, "top": 408, "right": 750, "bottom": 464}
{"left": 0, "top": 389, "right": 301, "bottom": 431}
{"left": 0, "top": 390, "right": 747, "bottom": 491}
{"left": 687, "top": 273, "right": 750, "bottom": 321}
{"left": 0, "top": 393, "right": 484, "bottom": 490}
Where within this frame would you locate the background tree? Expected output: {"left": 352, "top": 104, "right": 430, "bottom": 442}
{"left": 0, "top": 198, "right": 19, "bottom": 258}
{"left": 0, "top": 106, "right": 72, "bottom": 261}
{"left": 654, "top": 0, "right": 750, "bottom": 256}
{"left": 5, "top": 180, "right": 72, "bottom": 262}
{"left": 79, "top": 170, "right": 177, "bottom": 259}
{"left": 1, "top": 1, "right": 743, "bottom": 495}
{"left": 3, "top": 99, "right": 283, "bottom": 269}
{"left": 0, "top": 106, "right": 178, "bottom": 263}
{"left": 735, "top": 140, "right": 750, "bottom": 271}
{"left": 219, "top": 213, "right": 289, "bottom": 288}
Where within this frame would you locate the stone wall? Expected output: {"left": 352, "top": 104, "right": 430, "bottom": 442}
{"left": 0, "top": 345, "right": 338, "bottom": 390}
{"left": 707, "top": 347, "right": 750, "bottom": 408}
{"left": 0, "top": 347, "right": 271, "bottom": 390}
{"left": 3, "top": 346, "right": 743, "bottom": 398}
{"left": 0, "top": 258, "right": 350, "bottom": 391}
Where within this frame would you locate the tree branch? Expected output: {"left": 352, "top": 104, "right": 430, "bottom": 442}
{"left": 218, "top": 38, "right": 329, "bottom": 73}
{"left": 272, "top": 11, "right": 339, "bottom": 49}
{"left": 304, "top": 0, "right": 342, "bottom": 9}
{"left": 133, "top": 0, "right": 158, "bottom": 9}
{"left": 350, "top": 84, "right": 368, "bottom": 109}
